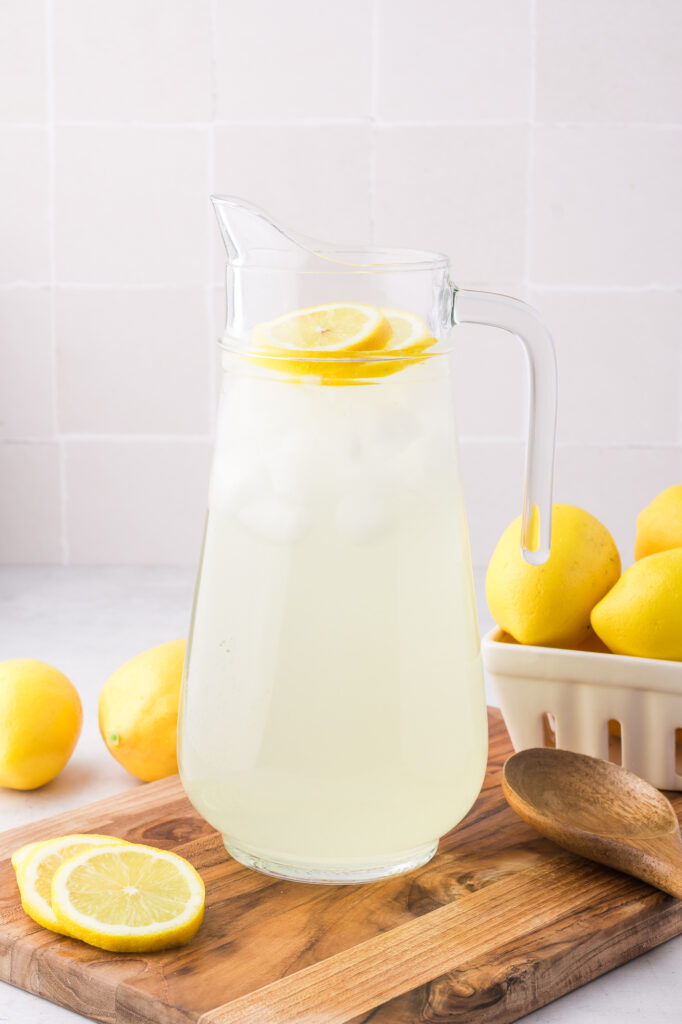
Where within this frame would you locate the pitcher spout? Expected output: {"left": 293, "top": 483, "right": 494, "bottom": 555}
{"left": 211, "top": 195, "right": 456, "bottom": 348}
{"left": 211, "top": 195, "right": 318, "bottom": 268}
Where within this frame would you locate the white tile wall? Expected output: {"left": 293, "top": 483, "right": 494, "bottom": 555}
{"left": 55, "top": 289, "right": 212, "bottom": 434}
{"left": 459, "top": 440, "right": 526, "bottom": 568}
{"left": 375, "top": 0, "right": 532, "bottom": 122}
{"left": 528, "top": 289, "right": 682, "bottom": 446}
{"left": 65, "top": 441, "right": 211, "bottom": 565}
{"left": 554, "top": 445, "right": 682, "bottom": 567}
{"left": 0, "top": 289, "right": 53, "bottom": 439}
{"left": 0, "top": 0, "right": 46, "bottom": 122}
{"left": 53, "top": 0, "right": 213, "bottom": 122}
{"left": 536, "top": 0, "right": 682, "bottom": 123}
{"left": 55, "top": 126, "right": 209, "bottom": 285}
{"left": 531, "top": 125, "right": 682, "bottom": 285}
{"left": 1, "top": 0, "right": 681, "bottom": 568}
{"left": 214, "top": 0, "right": 373, "bottom": 120}
{"left": 374, "top": 124, "right": 528, "bottom": 282}
{"left": 0, "top": 443, "right": 62, "bottom": 564}
{"left": 213, "top": 124, "right": 373, "bottom": 256}
{"left": 0, "top": 127, "right": 49, "bottom": 281}
{"left": 453, "top": 318, "right": 528, "bottom": 439}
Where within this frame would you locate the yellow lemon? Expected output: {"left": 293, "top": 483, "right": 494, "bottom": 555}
{"left": 99, "top": 640, "right": 186, "bottom": 782}
{"left": 634, "top": 484, "right": 682, "bottom": 560}
{"left": 591, "top": 548, "right": 682, "bottom": 660}
{"left": 486, "top": 504, "right": 621, "bottom": 648}
{"left": 16, "top": 833, "right": 127, "bottom": 934}
{"left": 51, "top": 843, "right": 204, "bottom": 952}
{"left": 0, "top": 659, "right": 82, "bottom": 790}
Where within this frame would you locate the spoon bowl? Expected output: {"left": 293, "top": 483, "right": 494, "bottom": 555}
{"left": 503, "top": 748, "right": 682, "bottom": 899}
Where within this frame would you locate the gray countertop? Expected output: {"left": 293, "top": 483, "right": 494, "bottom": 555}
{"left": 0, "top": 567, "right": 679, "bottom": 1023}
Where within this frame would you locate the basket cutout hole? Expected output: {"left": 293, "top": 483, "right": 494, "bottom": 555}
{"left": 675, "top": 729, "right": 682, "bottom": 776}
{"left": 542, "top": 712, "right": 556, "bottom": 748}
{"left": 607, "top": 719, "right": 622, "bottom": 766}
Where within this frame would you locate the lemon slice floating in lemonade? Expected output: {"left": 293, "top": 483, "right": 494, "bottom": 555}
{"left": 254, "top": 302, "right": 392, "bottom": 355}
{"left": 50, "top": 843, "right": 205, "bottom": 952}
{"left": 251, "top": 302, "right": 436, "bottom": 383}
{"left": 379, "top": 308, "right": 437, "bottom": 358}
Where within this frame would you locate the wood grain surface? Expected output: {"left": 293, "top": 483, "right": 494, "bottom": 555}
{"left": 1, "top": 708, "right": 681, "bottom": 1024}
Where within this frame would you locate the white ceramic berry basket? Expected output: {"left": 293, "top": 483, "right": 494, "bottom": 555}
{"left": 482, "top": 627, "right": 682, "bottom": 791}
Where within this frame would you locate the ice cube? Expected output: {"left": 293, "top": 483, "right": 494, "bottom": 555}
{"left": 360, "top": 402, "right": 419, "bottom": 461}
{"left": 401, "top": 437, "right": 453, "bottom": 491}
{"left": 267, "top": 433, "right": 323, "bottom": 502}
{"left": 209, "top": 453, "right": 265, "bottom": 512}
{"left": 335, "top": 486, "right": 393, "bottom": 543}
{"left": 237, "top": 496, "right": 311, "bottom": 543}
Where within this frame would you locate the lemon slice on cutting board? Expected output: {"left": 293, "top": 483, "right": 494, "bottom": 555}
{"left": 50, "top": 843, "right": 205, "bottom": 952}
{"left": 17, "top": 833, "right": 128, "bottom": 933}
{"left": 11, "top": 839, "right": 44, "bottom": 874}
{"left": 254, "top": 302, "right": 392, "bottom": 355}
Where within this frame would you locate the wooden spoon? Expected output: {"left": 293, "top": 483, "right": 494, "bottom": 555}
{"left": 502, "top": 747, "right": 682, "bottom": 899}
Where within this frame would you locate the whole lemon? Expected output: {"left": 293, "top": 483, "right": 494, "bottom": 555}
{"left": 99, "top": 640, "right": 186, "bottom": 782}
{"left": 634, "top": 484, "right": 682, "bottom": 560}
{"left": 0, "top": 660, "right": 82, "bottom": 790}
{"left": 591, "top": 548, "right": 682, "bottom": 660}
{"left": 486, "top": 504, "right": 621, "bottom": 647}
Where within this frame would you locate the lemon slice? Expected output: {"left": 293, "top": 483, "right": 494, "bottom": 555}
{"left": 17, "top": 833, "right": 128, "bottom": 934}
{"left": 380, "top": 308, "right": 435, "bottom": 356}
{"left": 51, "top": 843, "right": 205, "bottom": 952}
{"left": 254, "top": 302, "right": 392, "bottom": 355}
{"left": 320, "top": 308, "right": 437, "bottom": 385}
{"left": 11, "top": 839, "right": 44, "bottom": 874}
{"left": 249, "top": 303, "right": 437, "bottom": 384}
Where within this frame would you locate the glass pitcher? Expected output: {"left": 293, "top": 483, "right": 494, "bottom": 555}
{"left": 178, "top": 197, "right": 557, "bottom": 884}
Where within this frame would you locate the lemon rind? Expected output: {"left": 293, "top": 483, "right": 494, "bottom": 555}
{"left": 11, "top": 839, "right": 44, "bottom": 874}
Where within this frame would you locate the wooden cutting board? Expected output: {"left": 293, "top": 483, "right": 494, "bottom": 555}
{"left": 1, "top": 708, "right": 681, "bottom": 1024}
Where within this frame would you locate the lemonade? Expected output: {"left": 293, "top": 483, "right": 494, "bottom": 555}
{"left": 179, "top": 329, "right": 488, "bottom": 882}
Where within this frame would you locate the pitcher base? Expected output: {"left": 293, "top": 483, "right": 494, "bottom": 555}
{"left": 222, "top": 838, "right": 439, "bottom": 884}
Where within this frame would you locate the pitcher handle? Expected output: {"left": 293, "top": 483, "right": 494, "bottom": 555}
{"left": 452, "top": 288, "right": 557, "bottom": 565}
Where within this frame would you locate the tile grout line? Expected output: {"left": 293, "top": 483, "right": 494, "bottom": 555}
{"left": 2, "top": 435, "right": 675, "bottom": 450}
{"left": 2, "top": 282, "right": 681, "bottom": 293}
{"left": 522, "top": 0, "right": 537, "bottom": 291}
{"left": 526, "top": 283, "right": 682, "bottom": 293}
{"left": 459, "top": 438, "right": 682, "bottom": 450}
{"left": 0, "top": 282, "right": 216, "bottom": 290}
{"left": 53, "top": 434, "right": 214, "bottom": 443}
{"left": 13, "top": 119, "right": 682, "bottom": 130}
{"left": 44, "top": 0, "right": 69, "bottom": 566}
